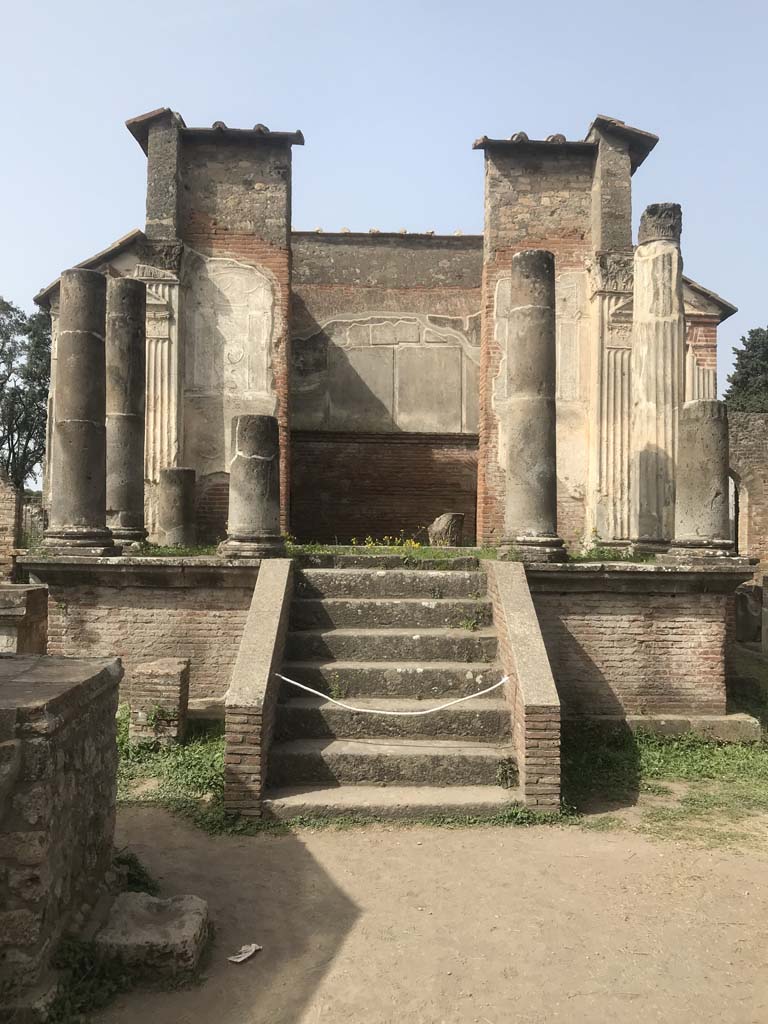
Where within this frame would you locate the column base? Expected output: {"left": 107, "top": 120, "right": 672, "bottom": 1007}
{"left": 110, "top": 528, "right": 148, "bottom": 546}
{"left": 628, "top": 539, "right": 672, "bottom": 556}
{"left": 498, "top": 535, "right": 567, "bottom": 563}
{"left": 656, "top": 540, "right": 748, "bottom": 566}
{"left": 218, "top": 535, "right": 286, "bottom": 559}
{"left": 42, "top": 528, "right": 122, "bottom": 557}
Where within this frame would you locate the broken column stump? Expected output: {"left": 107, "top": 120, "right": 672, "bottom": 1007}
{"left": 219, "top": 415, "right": 285, "bottom": 558}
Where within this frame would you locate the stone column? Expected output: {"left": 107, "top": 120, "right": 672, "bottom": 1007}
{"left": 219, "top": 416, "right": 285, "bottom": 558}
{"left": 630, "top": 203, "right": 685, "bottom": 550}
{"left": 662, "top": 400, "right": 734, "bottom": 562}
{"left": 106, "top": 278, "right": 147, "bottom": 545}
{"left": 43, "top": 269, "right": 120, "bottom": 555}
{"left": 158, "top": 468, "right": 196, "bottom": 547}
{"left": 499, "top": 250, "right": 565, "bottom": 562}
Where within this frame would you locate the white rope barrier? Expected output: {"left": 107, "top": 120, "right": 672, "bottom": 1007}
{"left": 274, "top": 672, "right": 508, "bottom": 716}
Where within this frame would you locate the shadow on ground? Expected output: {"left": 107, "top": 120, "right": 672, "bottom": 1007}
{"left": 96, "top": 807, "right": 359, "bottom": 1024}
{"left": 560, "top": 719, "right": 641, "bottom": 813}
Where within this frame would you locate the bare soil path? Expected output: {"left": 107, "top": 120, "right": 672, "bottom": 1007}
{"left": 96, "top": 806, "right": 768, "bottom": 1024}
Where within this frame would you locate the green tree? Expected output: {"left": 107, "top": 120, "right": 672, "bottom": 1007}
{"left": 724, "top": 326, "right": 768, "bottom": 412}
{"left": 0, "top": 298, "right": 51, "bottom": 487}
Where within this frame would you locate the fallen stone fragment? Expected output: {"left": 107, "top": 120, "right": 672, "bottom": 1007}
{"left": 94, "top": 892, "right": 210, "bottom": 978}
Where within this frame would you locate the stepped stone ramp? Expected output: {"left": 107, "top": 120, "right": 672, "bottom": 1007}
{"left": 264, "top": 561, "right": 519, "bottom": 818}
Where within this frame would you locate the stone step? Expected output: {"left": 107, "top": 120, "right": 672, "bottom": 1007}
{"left": 295, "top": 568, "right": 487, "bottom": 599}
{"left": 268, "top": 737, "right": 517, "bottom": 787}
{"left": 279, "top": 661, "right": 498, "bottom": 698}
{"left": 263, "top": 784, "right": 523, "bottom": 821}
{"left": 275, "top": 696, "right": 511, "bottom": 742}
{"left": 295, "top": 553, "right": 480, "bottom": 571}
{"left": 285, "top": 628, "right": 498, "bottom": 663}
{"left": 290, "top": 597, "right": 493, "bottom": 631}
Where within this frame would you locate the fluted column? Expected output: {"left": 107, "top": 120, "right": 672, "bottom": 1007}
{"left": 219, "top": 416, "right": 285, "bottom": 558}
{"left": 499, "top": 250, "right": 565, "bottom": 562}
{"left": 43, "top": 269, "right": 120, "bottom": 555}
{"left": 106, "top": 277, "right": 147, "bottom": 544}
{"left": 629, "top": 203, "right": 685, "bottom": 549}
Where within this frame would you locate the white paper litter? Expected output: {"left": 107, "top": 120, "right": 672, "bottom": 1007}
{"left": 227, "top": 943, "right": 263, "bottom": 963}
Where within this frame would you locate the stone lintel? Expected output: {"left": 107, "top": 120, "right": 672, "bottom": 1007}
{"left": 18, "top": 556, "right": 261, "bottom": 590}
{"left": 525, "top": 560, "right": 755, "bottom": 595}
{"left": 567, "top": 713, "right": 760, "bottom": 744}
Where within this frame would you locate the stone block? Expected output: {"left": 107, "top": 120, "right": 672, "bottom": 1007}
{"left": 94, "top": 892, "right": 210, "bottom": 977}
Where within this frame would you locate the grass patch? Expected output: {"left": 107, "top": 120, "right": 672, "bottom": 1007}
{"left": 563, "top": 721, "right": 768, "bottom": 846}
{"left": 287, "top": 542, "right": 498, "bottom": 561}
{"left": 569, "top": 545, "right": 656, "bottom": 564}
{"left": 114, "top": 849, "right": 160, "bottom": 896}
{"left": 133, "top": 543, "right": 219, "bottom": 557}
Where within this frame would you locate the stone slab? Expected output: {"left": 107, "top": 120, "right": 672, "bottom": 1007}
{"left": 94, "top": 892, "right": 209, "bottom": 976}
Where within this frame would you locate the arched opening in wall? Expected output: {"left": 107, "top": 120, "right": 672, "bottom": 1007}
{"left": 729, "top": 470, "right": 743, "bottom": 554}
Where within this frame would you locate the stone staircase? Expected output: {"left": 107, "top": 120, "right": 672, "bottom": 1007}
{"left": 263, "top": 559, "right": 519, "bottom": 818}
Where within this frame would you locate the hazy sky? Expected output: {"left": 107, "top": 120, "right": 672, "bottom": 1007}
{"left": 2, "top": 0, "right": 765, "bottom": 390}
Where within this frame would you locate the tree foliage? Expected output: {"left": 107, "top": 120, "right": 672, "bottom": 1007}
{"left": 724, "top": 326, "right": 768, "bottom": 412}
{"left": 0, "top": 298, "right": 51, "bottom": 488}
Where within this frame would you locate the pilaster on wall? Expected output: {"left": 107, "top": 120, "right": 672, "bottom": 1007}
{"left": 475, "top": 136, "right": 595, "bottom": 547}
{"left": 177, "top": 130, "right": 302, "bottom": 535}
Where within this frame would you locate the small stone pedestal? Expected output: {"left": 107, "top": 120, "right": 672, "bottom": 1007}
{"left": 128, "top": 658, "right": 190, "bottom": 745}
{"left": 219, "top": 415, "right": 285, "bottom": 558}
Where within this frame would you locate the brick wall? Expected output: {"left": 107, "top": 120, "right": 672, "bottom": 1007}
{"left": 729, "top": 412, "right": 768, "bottom": 576}
{"left": 0, "top": 474, "right": 21, "bottom": 580}
{"left": 46, "top": 580, "right": 253, "bottom": 701}
{"left": 291, "top": 431, "right": 479, "bottom": 544}
{"left": 531, "top": 590, "right": 729, "bottom": 716}
{"left": 0, "top": 657, "right": 121, "bottom": 1007}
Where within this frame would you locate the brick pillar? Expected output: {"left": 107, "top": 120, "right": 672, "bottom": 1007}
{"left": 128, "top": 658, "right": 190, "bottom": 745}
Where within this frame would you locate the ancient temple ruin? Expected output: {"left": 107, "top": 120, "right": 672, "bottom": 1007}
{"left": 35, "top": 109, "right": 736, "bottom": 550}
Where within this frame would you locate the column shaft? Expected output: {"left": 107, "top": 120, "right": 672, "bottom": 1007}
{"left": 106, "top": 278, "right": 147, "bottom": 543}
{"left": 500, "top": 250, "right": 564, "bottom": 562}
{"left": 158, "top": 468, "right": 196, "bottom": 547}
{"left": 44, "top": 269, "right": 119, "bottom": 555}
{"left": 630, "top": 203, "right": 685, "bottom": 548}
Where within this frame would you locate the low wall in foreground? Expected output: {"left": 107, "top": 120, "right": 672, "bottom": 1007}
{"left": 528, "top": 562, "right": 753, "bottom": 719}
{"left": 0, "top": 655, "right": 122, "bottom": 1009}
{"left": 20, "top": 558, "right": 261, "bottom": 703}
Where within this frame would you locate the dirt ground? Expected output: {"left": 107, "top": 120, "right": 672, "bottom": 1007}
{"left": 96, "top": 806, "right": 768, "bottom": 1024}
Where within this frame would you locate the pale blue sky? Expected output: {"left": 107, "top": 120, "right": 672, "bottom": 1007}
{"left": 2, "top": 0, "right": 765, "bottom": 390}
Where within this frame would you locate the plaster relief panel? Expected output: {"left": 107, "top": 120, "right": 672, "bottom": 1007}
{"left": 329, "top": 346, "right": 395, "bottom": 431}
{"left": 396, "top": 347, "right": 462, "bottom": 433}
{"left": 292, "top": 312, "right": 479, "bottom": 434}
{"left": 182, "top": 249, "right": 275, "bottom": 397}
